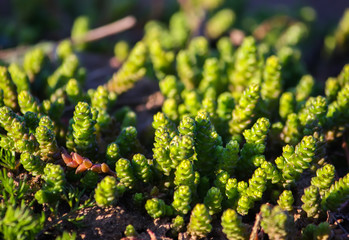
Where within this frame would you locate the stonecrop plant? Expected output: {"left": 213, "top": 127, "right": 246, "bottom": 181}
{"left": 0, "top": 1, "right": 349, "bottom": 239}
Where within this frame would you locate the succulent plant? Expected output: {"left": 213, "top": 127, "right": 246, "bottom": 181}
{"left": 187, "top": 204, "right": 212, "bottom": 239}
{"left": 221, "top": 209, "right": 247, "bottom": 240}
{"left": 1, "top": 9, "right": 349, "bottom": 240}
{"left": 94, "top": 176, "right": 118, "bottom": 207}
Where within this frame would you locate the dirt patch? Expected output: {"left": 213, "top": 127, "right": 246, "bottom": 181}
{"left": 75, "top": 204, "right": 172, "bottom": 240}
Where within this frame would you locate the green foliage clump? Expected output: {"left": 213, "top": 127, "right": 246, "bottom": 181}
{"left": 145, "top": 198, "right": 173, "bottom": 219}
{"left": 311, "top": 164, "right": 335, "bottom": 196}
{"left": 18, "top": 90, "right": 41, "bottom": 115}
{"left": 171, "top": 215, "right": 185, "bottom": 234}
{"left": 230, "top": 37, "right": 259, "bottom": 97}
{"left": 66, "top": 78, "right": 85, "bottom": 105}
{"left": 47, "top": 54, "right": 85, "bottom": 95}
{"left": 106, "top": 142, "right": 120, "bottom": 169}
{"left": 277, "top": 135, "right": 317, "bottom": 186}
{"left": 20, "top": 152, "right": 44, "bottom": 176}
{"left": 124, "top": 224, "right": 137, "bottom": 237}
{"left": 194, "top": 111, "right": 222, "bottom": 174}
{"left": 217, "top": 140, "right": 239, "bottom": 174}
{"left": 199, "top": 58, "right": 221, "bottom": 95}
{"left": 132, "top": 153, "right": 152, "bottom": 183}
{"left": 172, "top": 185, "right": 192, "bottom": 215}
{"left": 261, "top": 55, "right": 282, "bottom": 111}
{"left": 35, "top": 125, "right": 59, "bottom": 161}
{"left": 70, "top": 101, "right": 97, "bottom": 156}
{"left": 295, "top": 75, "right": 314, "bottom": 103}
{"left": 170, "top": 134, "right": 195, "bottom": 168}
{"left": 56, "top": 40, "right": 73, "bottom": 61}
{"left": 237, "top": 167, "right": 267, "bottom": 215}
{"left": 107, "top": 41, "right": 147, "bottom": 94}
{"left": 8, "top": 63, "right": 30, "bottom": 93}
{"left": 277, "top": 190, "right": 294, "bottom": 212}
{"left": 115, "top": 158, "right": 136, "bottom": 189}
{"left": 115, "top": 126, "right": 140, "bottom": 157}
{"left": 149, "top": 40, "right": 175, "bottom": 79}
{"left": 23, "top": 48, "right": 47, "bottom": 84}
{"left": 71, "top": 15, "right": 89, "bottom": 51}
{"left": 261, "top": 204, "right": 295, "bottom": 240}
{"left": 176, "top": 50, "right": 199, "bottom": 90}
{"left": 321, "top": 173, "right": 349, "bottom": 211}
{"left": 327, "top": 83, "right": 349, "bottom": 126}
{"left": 114, "top": 41, "right": 130, "bottom": 63}
{"left": 35, "top": 163, "right": 65, "bottom": 205}
{"left": 153, "top": 125, "right": 173, "bottom": 176}
{"left": 239, "top": 117, "right": 270, "bottom": 170}
{"left": 206, "top": 9, "right": 235, "bottom": 39}
{"left": 187, "top": 204, "right": 212, "bottom": 239}
{"left": 174, "top": 159, "right": 195, "bottom": 189}
{"left": 0, "top": 66, "right": 17, "bottom": 109}
{"left": 301, "top": 222, "right": 331, "bottom": 240}
{"left": 229, "top": 84, "right": 260, "bottom": 139}
{"left": 282, "top": 113, "right": 301, "bottom": 145}
{"left": 204, "top": 187, "right": 223, "bottom": 215}
{"left": 94, "top": 176, "right": 118, "bottom": 207}
{"left": 225, "top": 178, "right": 239, "bottom": 207}
{"left": 221, "top": 208, "right": 247, "bottom": 240}
{"left": 279, "top": 92, "right": 295, "bottom": 120}
{"left": 301, "top": 185, "right": 321, "bottom": 218}
{"left": 0, "top": 203, "right": 45, "bottom": 240}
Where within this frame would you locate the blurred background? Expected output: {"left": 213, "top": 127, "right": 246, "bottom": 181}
{"left": 0, "top": 0, "right": 348, "bottom": 82}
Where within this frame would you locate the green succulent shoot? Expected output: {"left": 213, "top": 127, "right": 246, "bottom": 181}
{"left": 187, "top": 204, "right": 212, "bottom": 239}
